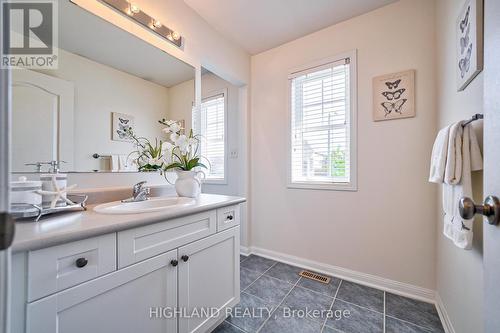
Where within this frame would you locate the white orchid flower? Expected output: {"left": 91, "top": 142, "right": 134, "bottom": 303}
{"left": 176, "top": 135, "right": 189, "bottom": 153}
{"left": 162, "top": 141, "right": 173, "bottom": 152}
{"left": 169, "top": 122, "right": 182, "bottom": 134}
{"left": 162, "top": 127, "right": 172, "bottom": 134}
{"left": 148, "top": 157, "right": 163, "bottom": 167}
{"left": 170, "top": 133, "right": 179, "bottom": 143}
{"left": 162, "top": 152, "right": 173, "bottom": 165}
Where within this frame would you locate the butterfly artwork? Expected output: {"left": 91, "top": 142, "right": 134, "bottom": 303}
{"left": 456, "top": 0, "right": 483, "bottom": 91}
{"left": 460, "top": 24, "right": 470, "bottom": 54}
{"left": 459, "top": 44, "right": 473, "bottom": 79}
{"left": 373, "top": 70, "right": 415, "bottom": 121}
{"left": 460, "top": 6, "right": 470, "bottom": 33}
{"left": 381, "top": 88, "right": 406, "bottom": 101}
{"left": 381, "top": 99, "right": 407, "bottom": 117}
{"left": 384, "top": 79, "right": 401, "bottom": 90}
{"left": 112, "top": 112, "right": 135, "bottom": 141}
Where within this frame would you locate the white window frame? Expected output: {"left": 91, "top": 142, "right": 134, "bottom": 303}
{"left": 196, "top": 88, "right": 228, "bottom": 185}
{"left": 286, "top": 50, "right": 357, "bottom": 191}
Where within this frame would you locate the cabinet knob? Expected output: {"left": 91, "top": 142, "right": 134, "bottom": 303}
{"left": 181, "top": 255, "right": 189, "bottom": 262}
{"left": 75, "top": 258, "right": 88, "bottom": 268}
{"left": 227, "top": 215, "right": 233, "bottom": 220}
{"left": 171, "top": 259, "right": 178, "bottom": 267}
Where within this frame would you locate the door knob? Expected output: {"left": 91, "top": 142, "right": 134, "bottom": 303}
{"left": 459, "top": 196, "right": 500, "bottom": 225}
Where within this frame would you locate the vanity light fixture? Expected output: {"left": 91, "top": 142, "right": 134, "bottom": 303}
{"left": 99, "top": 0, "right": 183, "bottom": 48}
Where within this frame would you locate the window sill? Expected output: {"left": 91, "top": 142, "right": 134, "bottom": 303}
{"left": 204, "top": 179, "right": 227, "bottom": 185}
{"left": 287, "top": 182, "right": 357, "bottom": 192}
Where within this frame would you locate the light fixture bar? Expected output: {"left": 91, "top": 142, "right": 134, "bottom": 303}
{"left": 99, "top": 0, "right": 182, "bottom": 48}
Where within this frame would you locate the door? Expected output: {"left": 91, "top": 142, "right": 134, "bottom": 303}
{"left": 11, "top": 69, "right": 75, "bottom": 172}
{"left": 178, "top": 227, "right": 240, "bottom": 333}
{"left": 26, "top": 250, "right": 178, "bottom": 333}
{"left": 0, "top": 3, "right": 14, "bottom": 333}
{"left": 483, "top": 1, "right": 500, "bottom": 331}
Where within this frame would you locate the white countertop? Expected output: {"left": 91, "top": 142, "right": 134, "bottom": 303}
{"left": 12, "top": 194, "right": 246, "bottom": 253}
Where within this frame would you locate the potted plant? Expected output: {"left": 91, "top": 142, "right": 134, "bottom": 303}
{"left": 159, "top": 119, "right": 207, "bottom": 198}
{"left": 126, "top": 119, "right": 207, "bottom": 198}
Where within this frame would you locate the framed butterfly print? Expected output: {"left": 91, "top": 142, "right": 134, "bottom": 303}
{"left": 112, "top": 112, "right": 135, "bottom": 141}
{"left": 372, "top": 70, "right": 415, "bottom": 122}
{"left": 456, "top": 0, "right": 483, "bottom": 91}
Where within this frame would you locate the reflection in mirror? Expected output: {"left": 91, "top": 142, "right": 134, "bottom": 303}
{"left": 194, "top": 68, "right": 242, "bottom": 196}
{"left": 12, "top": 0, "right": 195, "bottom": 173}
{"left": 167, "top": 66, "right": 241, "bottom": 194}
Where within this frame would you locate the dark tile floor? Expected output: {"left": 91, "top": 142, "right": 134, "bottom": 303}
{"left": 213, "top": 255, "right": 445, "bottom": 333}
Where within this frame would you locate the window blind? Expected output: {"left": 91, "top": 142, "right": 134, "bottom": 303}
{"left": 290, "top": 58, "right": 351, "bottom": 185}
{"left": 194, "top": 93, "right": 225, "bottom": 180}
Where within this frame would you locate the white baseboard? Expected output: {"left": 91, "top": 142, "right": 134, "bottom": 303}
{"left": 239, "top": 245, "right": 251, "bottom": 256}
{"left": 241, "top": 245, "right": 435, "bottom": 304}
{"left": 435, "top": 292, "right": 455, "bottom": 333}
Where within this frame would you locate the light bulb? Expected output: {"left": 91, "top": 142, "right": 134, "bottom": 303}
{"left": 152, "top": 19, "right": 162, "bottom": 29}
{"left": 171, "top": 31, "right": 180, "bottom": 41}
{"left": 129, "top": 3, "right": 140, "bottom": 14}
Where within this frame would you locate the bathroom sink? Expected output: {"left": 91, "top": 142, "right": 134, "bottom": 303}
{"left": 93, "top": 197, "right": 196, "bottom": 214}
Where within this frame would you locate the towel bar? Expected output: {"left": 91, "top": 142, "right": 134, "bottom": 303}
{"left": 92, "top": 153, "right": 111, "bottom": 159}
{"left": 462, "top": 113, "right": 483, "bottom": 127}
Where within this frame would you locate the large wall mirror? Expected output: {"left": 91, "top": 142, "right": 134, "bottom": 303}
{"left": 12, "top": 1, "right": 195, "bottom": 173}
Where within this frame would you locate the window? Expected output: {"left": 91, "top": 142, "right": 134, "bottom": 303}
{"left": 288, "top": 52, "right": 357, "bottom": 190}
{"left": 193, "top": 90, "right": 226, "bottom": 182}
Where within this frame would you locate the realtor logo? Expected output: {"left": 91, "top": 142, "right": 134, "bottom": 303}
{"left": 1, "top": 0, "right": 58, "bottom": 68}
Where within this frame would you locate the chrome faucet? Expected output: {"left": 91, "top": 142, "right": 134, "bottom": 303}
{"left": 122, "top": 181, "right": 150, "bottom": 203}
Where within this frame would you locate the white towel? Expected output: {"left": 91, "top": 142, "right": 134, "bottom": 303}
{"left": 444, "top": 122, "right": 463, "bottom": 185}
{"left": 442, "top": 123, "right": 483, "bottom": 250}
{"left": 429, "top": 125, "right": 450, "bottom": 183}
{"left": 110, "top": 154, "right": 137, "bottom": 172}
{"left": 110, "top": 155, "right": 119, "bottom": 172}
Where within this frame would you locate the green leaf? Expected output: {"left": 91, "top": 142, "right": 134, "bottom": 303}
{"left": 194, "top": 162, "right": 208, "bottom": 169}
{"left": 164, "top": 162, "right": 184, "bottom": 171}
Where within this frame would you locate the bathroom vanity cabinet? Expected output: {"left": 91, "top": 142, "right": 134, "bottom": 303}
{"left": 10, "top": 202, "right": 242, "bottom": 333}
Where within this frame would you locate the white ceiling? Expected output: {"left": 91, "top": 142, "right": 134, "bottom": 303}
{"left": 59, "top": 1, "right": 195, "bottom": 87}
{"left": 183, "top": 0, "right": 398, "bottom": 54}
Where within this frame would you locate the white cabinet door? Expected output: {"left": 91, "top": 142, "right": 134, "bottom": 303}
{"left": 178, "top": 227, "right": 240, "bottom": 333}
{"left": 27, "top": 250, "right": 178, "bottom": 333}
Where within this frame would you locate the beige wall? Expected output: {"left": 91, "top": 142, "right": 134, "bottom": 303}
{"left": 250, "top": 0, "right": 437, "bottom": 289}
{"left": 168, "top": 79, "right": 195, "bottom": 133}
{"left": 435, "top": 0, "right": 484, "bottom": 332}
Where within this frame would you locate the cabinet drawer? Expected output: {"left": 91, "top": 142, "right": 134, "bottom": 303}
{"left": 28, "top": 233, "right": 116, "bottom": 302}
{"left": 27, "top": 250, "right": 178, "bottom": 333}
{"left": 118, "top": 210, "right": 216, "bottom": 268}
{"left": 216, "top": 205, "right": 240, "bottom": 231}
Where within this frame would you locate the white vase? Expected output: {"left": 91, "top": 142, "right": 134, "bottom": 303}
{"left": 175, "top": 170, "right": 204, "bottom": 198}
